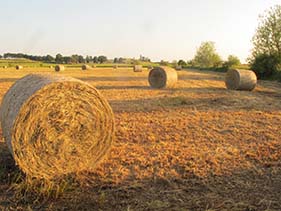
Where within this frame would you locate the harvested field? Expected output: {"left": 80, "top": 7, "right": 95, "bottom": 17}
{"left": 0, "top": 67, "right": 280, "bottom": 210}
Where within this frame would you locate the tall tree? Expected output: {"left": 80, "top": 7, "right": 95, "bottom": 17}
{"left": 251, "top": 5, "right": 281, "bottom": 58}
{"left": 45, "top": 55, "right": 55, "bottom": 63}
{"left": 178, "top": 60, "right": 187, "bottom": 66}
{"left": 250, "top": 5, "right": 281, "bottom": 78}
{"left": 193, "top": 41, "right": 222, "bottom": 68}
{"left": 93, "top": 56, "right": 98, "bottom": 63}
{"left": 224, "top": 55, "right": 241, "bottom": 68}
{"left": 97, "top": 55, "right": 107, "bottom": 63}
{"left": 113, "top": 58, "right": 118, "bottom": 63}
{"left": 55, "top": 54, "right": 64, "bottom": 64}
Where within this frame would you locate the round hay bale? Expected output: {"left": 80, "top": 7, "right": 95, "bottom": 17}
{"left": 15, "top": 65, "right": 23, "bottom": 70}
{"left": 81, "top": 64, "right": 91, "bottom": 70}
{"left": 134, "top": 65, "right": 142, "bottom": 72}
{"left": 113, "top": 65, "right": 118, "bottom": 69}
{"left": 0, "top": 74, "right": 115, "bottom": 179}
{"left": 3, "top": 66, "right": 8, "bottom": 69}
{"left": 147, "top": 66, "right": 153, "bottom": 70}
{"left": 148, "top": 67, "right": 178, "bottom": 89}
{"left": 225, "top": 69, "right": 257, "bottom": 91}
{"left": 49, "top": 65, "right": 53, "bottom": 69}
{"left": 175, "top": 65, "right": 182, "bottom": 71}
{"left": 55, "top": 65, "right": 65, "bottom": 72}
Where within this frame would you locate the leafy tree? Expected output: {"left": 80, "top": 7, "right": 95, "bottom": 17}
{"left": 113, "top": 58, "right": 118, "bottom": 63}
{"left": 97, "top": 56, "right": 107, "bottom": 63}
{"left": 70, "top": 55, "right": 79, "bottom": 63}
{"left": 63, "top": 56, "right": 72, "bottom": 64}
{"left": 93, "top": 56, "right": 98, "bottom": 63}
{"left": 55, "top": 54, "right": 64, "bottom": 63}
{"left": 250, "top": 5, "right": 281, "bottom": 77}
{"left": 223, "top": 55, "right": 241, "bottom": 69}
{"left": 227, "top": 55, "right": 240, "bottom": 66}
{"left": 85, "top": 56, "right": 92, "bottom": 63}
{"left": 193, "top": 41, "right": 222, "bottom": 68}
{"left": 251, "top": 5, "right": 281, "bottom": 58}
{"left": 178, "top": 60, "right": 187, "bottom": 66}
{"left": 251, "top": 53, "right": 281, "bottom": 78}
{"left": 78, "top": 55, "right": 85, "bottom": 63}
{"left": 118, "top": 57, "right": 125, "bottom": 63}
{"left": 160, "top": 60, "right": 169, "bottom": 66}
{"left": 70, "top": 54, "right": 84, "bottom": 63}
{"left": 45, "top": 55, "right": 55, "bottom": 63}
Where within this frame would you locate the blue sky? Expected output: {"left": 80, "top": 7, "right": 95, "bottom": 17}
{"left": 0, "top": 0, "right": 280, "bottom": 62}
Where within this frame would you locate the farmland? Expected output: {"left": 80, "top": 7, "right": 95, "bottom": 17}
{"left": 0, "top": 67, "right": 280, "bottom": 210}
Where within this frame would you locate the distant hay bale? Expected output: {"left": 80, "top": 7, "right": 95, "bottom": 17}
{"left": 92, "top": 65, "right": 97, "bottom": 68}
{"left": 0, "top": 74, "right": 115, "bottom": 180}
{"left": 175, "top": 65, "right": 182, "bottom": 71}
{"left": 148, "top": 67, "right": 178, "bottom": 89}
{"left": 134, "top": 65, "right": 142, "bottom": 72}
{"left": 49, "top": 65, "right": 53, "bottom": 69}
{"left": 147, "top": 66, "right": 153, "bottom": 70}
{"left": 3, "top": 66, "right": 7, "bottom": 69}
{"left": 81, "top": 64, "right": 91, "bottom": 70}
{"left": 55, "top": 65, "right": 65, "bottom": 72}
{"left": 113, "top": 65, "right": 118, "bottom": 69}
{"left": 15, "top": 65, "right": 23, "bottom": 70}
{"left": 225, "top": 69, "right": 257, "bottom": 91}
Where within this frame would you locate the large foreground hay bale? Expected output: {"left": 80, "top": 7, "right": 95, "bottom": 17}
{"left": 133, "top": 65, "right": 142, "bottom": 72}
{"left": 0, "top": 74, "right": 115, "bottom": 179}
{"left": 148, "top": 67, "right": 178, "bottom": 89}
{"left": 225, "top": 69, "right": 257, "bottom": 91}
{"left": 81, "top": 64, "right": 91, "bottom": 70}
{"left": 55, "top": 65, "right": 65, "bottom": 72}
{"left": 15, "top": 65, "right": 23, "bottom": 70}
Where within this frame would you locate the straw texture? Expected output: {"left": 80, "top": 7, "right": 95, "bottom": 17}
{"left": 0, "top": 74, "right": 115, "bottom": 179}
{"left": 225, "top": 69, "right": 257, "bottom": 91}
{"left": 55, "top": 65, "right": 65, "bottom": 72}
{"left": 81, "top": 64, "right": 91, "bottom": 70}
{"left": 133, "top": 65, "right": 142, "bottom": 72}
{"left": 148, "top": 67, "right": 178, "bottom": 89}
{"left": 16, "top": 65, "right": 23, "bottom": 70}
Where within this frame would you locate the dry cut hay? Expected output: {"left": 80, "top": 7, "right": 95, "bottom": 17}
{"left": 0, "top": 74, "right": 115, "bottom": 180}
{"left": 55, "top": 65, "right": 65, "bottom": 72}
{"left": 15, "top": 65, "right": 23, "bottom": 70}
{"left": 148, "top": 67, "right": 178, "bottom": 89}
{"left": 133, "top": 65, "right": 142, "bottom": 72}
{"left": 225, "top": 69, "right": 257, "bottom": 91}
{"left": 81, "top": 64, "right": 91, "bottom": 70}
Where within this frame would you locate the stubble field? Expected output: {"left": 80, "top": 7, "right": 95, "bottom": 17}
{"left": 0, "top": 67, "right": 280, "bottom": 210}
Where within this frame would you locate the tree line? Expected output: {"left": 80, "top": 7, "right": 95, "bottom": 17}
{"left": 0, "top": 53, "right": 151, "bottom": 65}
{"left": 1, "top": 53, "right": 109, "bottom": 64}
